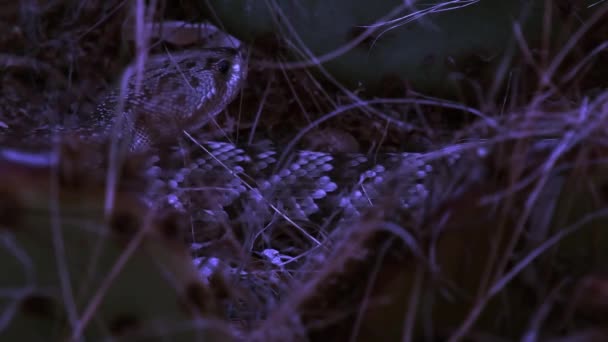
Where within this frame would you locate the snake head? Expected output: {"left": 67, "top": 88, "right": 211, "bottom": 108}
{"left": 186, "top": 47, "right": 247, "bottom": 128}
{"left": 99, "top": 47, "right": 247, "bottom": 151}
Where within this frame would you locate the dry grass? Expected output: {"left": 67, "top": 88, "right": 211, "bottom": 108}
{"left": 1, "top": 0, "right": 608, "bottom": 341}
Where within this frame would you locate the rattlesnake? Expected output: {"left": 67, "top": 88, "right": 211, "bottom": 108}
{"left": 0, "top": 45, "right": 448, "bottom": 260}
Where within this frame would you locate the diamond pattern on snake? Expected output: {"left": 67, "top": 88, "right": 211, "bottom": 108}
{"left": 1, "top": 45, "right": 441, "bottom": 253}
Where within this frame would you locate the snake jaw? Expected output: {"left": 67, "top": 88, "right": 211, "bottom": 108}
{"left": 93, "top": 47, "right": 247, "bottom": 151}
{"left": 180, "top": 48, "right": 246, "bottom": 135}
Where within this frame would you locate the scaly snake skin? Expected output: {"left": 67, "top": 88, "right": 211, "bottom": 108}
{"left": 86, "top": 47, "right": 246, "bottom": 151}
{"left": 154, "top": 140, "right": 438, "bottom": 246}
{"left": 1, "top": 46, "right": 449, "bottom": 253}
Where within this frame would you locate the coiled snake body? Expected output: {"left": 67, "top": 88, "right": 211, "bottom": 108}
{"left": 1, "top": 46, "right": 439, "bottom": 253}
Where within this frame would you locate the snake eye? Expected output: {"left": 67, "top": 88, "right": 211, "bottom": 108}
{"left": 216, "top": 59, "right": 231, "bottom": 75}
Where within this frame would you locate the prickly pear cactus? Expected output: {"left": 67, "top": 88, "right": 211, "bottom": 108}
{"left": 202, "top": 0, "right": 584, "bottom": 96}
{"left": 0, "top": 148, "right": 234, "bottom": 341}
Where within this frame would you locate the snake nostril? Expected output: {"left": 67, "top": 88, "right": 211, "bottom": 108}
{"left": 216, "top": 60, "right": 231, "bottom": 74}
